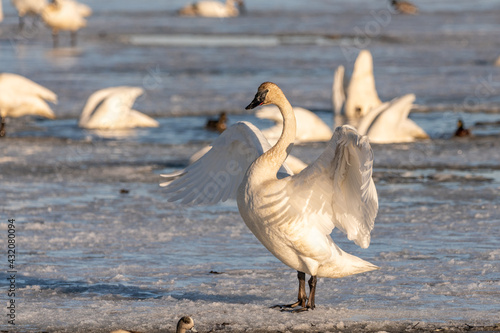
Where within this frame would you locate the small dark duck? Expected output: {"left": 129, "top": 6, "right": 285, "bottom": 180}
{"left": 391, "top": 0, "right": 419, "bottom": 15}
{"left": 205, "top": 112, "right": 227, "bottom": 133}
{"left": 454, "top": 119, "right": 471, "bottom": 137}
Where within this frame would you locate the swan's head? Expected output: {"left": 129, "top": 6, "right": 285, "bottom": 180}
{"left": 219, "top": 112, "right": 227, "bottom": 123}
{"left": 245, "top": 82, "right": 282, "bottom": 110}
{"left": 177, "top": 316, "right": 196, "bottom": 333}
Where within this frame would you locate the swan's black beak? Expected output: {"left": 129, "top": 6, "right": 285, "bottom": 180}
{"left": 245, "top": 89, "right": 269, "bottom": 110}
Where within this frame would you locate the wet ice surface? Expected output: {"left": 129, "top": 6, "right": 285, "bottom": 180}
{"left": 1, "top": 136, "right": 500, "bottom": 333}
{"left": 1, "top": 0, "right": 500, "bottom": 332}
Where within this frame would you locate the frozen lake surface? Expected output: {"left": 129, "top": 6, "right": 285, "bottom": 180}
{"left": 1, "top": 0, "right": 500, "bottom": 332}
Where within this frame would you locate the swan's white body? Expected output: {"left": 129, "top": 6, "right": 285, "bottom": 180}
{"left": 11, "top": 0, "right": 47, "bottom": 18}
{"left": 161, "top": 82, "right": 378, "bottom": 309}
{"left": 256, "top": 105, "right": 333, "bottom": 145}
{"left": 42, "top": 0, "right": 91, "bottom": 45}
{"left": 333, "top": 49, "right": 428, "bottom": 143}
{"left": 357, "top": 94, "right": 429, "bottom": 143}
{"left": 78, "top": 86, "right": 159, "bottom": 130}
{"left": 0, "top": 73, "right": 57, "bottom": 119}
{"left": 179, "top": 0, "right": 238, "bottom": 18}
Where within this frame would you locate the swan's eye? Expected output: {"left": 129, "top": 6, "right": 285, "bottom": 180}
{"left": 355, "top": 107, "right": 362, "bottom": 115}
{"left": 256, "top": 89, "right": 269, "bottom": 103}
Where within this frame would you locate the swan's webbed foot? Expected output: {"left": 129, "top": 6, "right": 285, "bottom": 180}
{"left": 270, "top": 271, "right": 308, "bottom": 311}
{"left": 271, "top": 274, "right": 317, "bottom": 313}
{"left": 270, "top": 299, "right": 305, "bottom": 310}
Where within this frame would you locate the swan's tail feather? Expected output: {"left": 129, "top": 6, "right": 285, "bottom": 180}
{"left": 129, "top": 110, "right": 159, "bottom": 128}
{"left": 317, "top": 245, "right": 379, "bottom": 278}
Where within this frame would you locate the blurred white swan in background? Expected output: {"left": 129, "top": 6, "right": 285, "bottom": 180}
{"left": 41, "top": 0, "right": 92, "bottom": 47}
{"left": 256, "top": 105, "right": 332, "bottom": 145}
{"left": 178, "top": 0, "right": 242, "bottom": 18}
{"left": 333, "top": 49, "right": 428, "bottom": 143}
{"left": 357, "top": 94, "right": 429, "bottom": 143}
{"left": 0, "top": 73, "right": 57, "bottom": 137}
{"left": 161, "top": 82, "right": 378, "bottom": 311}
{"left": 111, "top": 316, "right": 196, "bottom": 333}
{"left": 10, "top": 0, "right": 48, "bottom": 29}
{"left": 78, "top": 86, "right": 159, "bottom": 130}
{"left": 333, "top": 50, "right": 381, "bottom": 119}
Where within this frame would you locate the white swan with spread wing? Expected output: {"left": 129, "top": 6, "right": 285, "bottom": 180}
{"left": 333, "top": 49, "right": 429, "bottom": 143}
{"left": 357, "top": 93, "right": 429, "bottom": 143}
{"left": 0, "top": 73, "right": 57, "bottom": 137}
{"left": 79, "top": 86, "right": 159, "bottom": 130}
{"left": 161, "top": 82, "right": 378, "bottom": 311}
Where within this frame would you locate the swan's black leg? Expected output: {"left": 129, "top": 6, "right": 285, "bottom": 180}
{"left": 0, "top": 117, "right": 6, "bottom": 137}
{"left": 18, "top": 16, "right": 25, "bottom": 31}
{"left": 52, "top": 29, "right": 59, "bottom": 48}
{"left": 288, "top": 275, "right": 317, "bottom": 312}
{"left": 271, "top": 271, "right": 307, "bottom": 310}
{"left": 70, "top": 31, "right": 77, "bottom": 47}
{"left": 306, "top": 275, "right": 317, "bottom": 310}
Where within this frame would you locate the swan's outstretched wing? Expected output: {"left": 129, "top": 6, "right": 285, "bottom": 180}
{"left": 344, "top": 50, "right": 382, "bottom": 118}
{"left": 358, "top": 94, "right": 427, "bottom": 143}
{"left": 129, "top": 109, "right": 159, "bottom": 128}
{"left": 79, "top": 87, "right": 120, "bottom": 126}
{"left": 280, "top": 125, "right": 378, "bottom": 248}
{"left": 79, "top": 86, "right": 146, "bottom": 129}
{"left": 0, "top": 73, "right": 58, "bottom": 104}
{"left": 332, "top": 65, "right": 345, "bottom": 115}
{"left": 160, "top": 121, "right": 292, "bottom": 205}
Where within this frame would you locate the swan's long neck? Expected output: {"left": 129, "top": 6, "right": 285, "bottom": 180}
{"left": 256, "top": 93, "right": 296, "bottom": 175}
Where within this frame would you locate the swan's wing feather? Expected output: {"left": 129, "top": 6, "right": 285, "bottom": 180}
{"left": 376, "top": 94, "right": 415, "bottom": 129}
{"left": 332, "top": 65, "right": 345, "bottom": 115}
{"left": 0, "top": 73, "right": 58, "bottom": 104}
{"left": 103, "top": 87, "right": 144, "bottom": 117}
{"left": 356, "top": 100, "right": 390, "bottom": 135}
{"left": 81, "top": 87, "right": 144, "bottom": 129}
{"left": 79, "top": 87, "right": 120, "bottom": 126}
{"left": 358, "top": 94, "right": 419, "bottom": 142}
{"left": 161, "top": 121, "right": 290, "bottom": 204}
{"left": 283, "top": 125, "right": 378, "bottom": 248}
{"left": 129, "top": 109, "right": 159, "bottom": 128}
